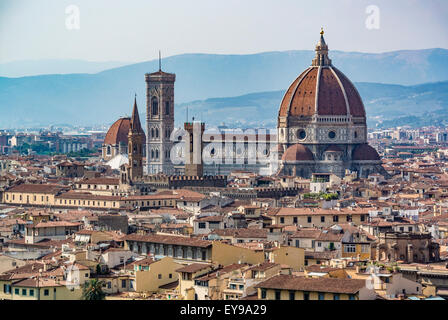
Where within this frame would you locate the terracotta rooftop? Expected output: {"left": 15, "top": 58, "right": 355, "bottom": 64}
{"left": 6, "top": 184, "right": 68, "bottom": 194}
{"left": 255, "top": 274, "right": 367, "bottom": 294}
{"left": 176, "top": 263, "right": 212, "bottom": 273}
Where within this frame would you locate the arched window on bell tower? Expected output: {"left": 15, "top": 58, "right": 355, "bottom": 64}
{"left": 152, "top": 97, "right": 158, "bottom": 116}
{"left": 165, "top": 101, "right": 170, "bottom": 115}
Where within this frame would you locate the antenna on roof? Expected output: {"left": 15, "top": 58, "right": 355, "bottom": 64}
{"left": 159, "top": 50, "right": 162, "bottom": 71}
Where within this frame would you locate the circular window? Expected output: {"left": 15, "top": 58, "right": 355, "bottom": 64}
{"left": 297, "top": 129, "right": 307, "bottom": 140}
{"left": 328, "top": 131, "right": 336, "bottom": 139}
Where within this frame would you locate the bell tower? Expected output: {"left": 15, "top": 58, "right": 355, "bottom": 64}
{"left": 128, "top": 96, "right": 145, "bottom": 181}
{"left": 145, "top": 53, "right": 175, "bottom": 175}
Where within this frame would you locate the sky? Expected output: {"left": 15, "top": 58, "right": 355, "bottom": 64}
{"left": 1, "top": 0, "right": 448, "bottom": 63}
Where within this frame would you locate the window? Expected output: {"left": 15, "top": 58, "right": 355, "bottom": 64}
{"left": 158, "top": 274, "right": 162, "bottom": 279}
{"left": 328, "top": 131, "right": 336, "bottom": 139}
{"left": 321, "top": 216, "right": 325, "bottom": 223}
{"left": 318, "top": 292, "right": 325, "bottom": 300}
{"left": 15, "top": 288, "right": 19, "bottom": 295}
{"left": 152, "top": 97, "right": 158, "bottom": 115}
{"left": 122, "top": 280, "right": 126, "bottom": 288}
{"left": 297, "top": 130, "right": 306, "bottom": 140}
{"left": 289, "top": 291, "right": 295, "bottom": 300}
{"left": 303, "top": 292, "right": 310, "bottom": 300}
{"left": 107, "top": 282, "right": 111, "bottom": 289}
{"left": 3, "top": 284, "right": 11, "bottom": 294}
{"left": 360, "top": 215, "right": 365, "bottom": 222}
{"left": 349, "top": 295, "right": 356, "bottom": 300}
{"left": 361, "top": 244, "right": 370, "bottom": 253}
{"left": 261, "top": 289, "right": 267, "bottom": 299}
{"left": 307, "top": 216, "right": 312, "bottom": 223}
{"left": 169, "top": 273, "right": 173, "bottom": 279}
{"left": 22, "top": 289, "right": 26, "bottom": 296}
{"left": 346, "top": 215, "right": 352, "bottom": 222}
{"left": 275, "top": 290, "right": 281, "bottom": 300}
{"left": 44, "top": 289, "right": 49, "bottom": 296}
{"left": 198, "top": 222, "right": 206, "bottom": 229}
{"left": 293, "top": 217, "right": 298, "bottom": 224}
{"left": 29, "top": 289, "right": 34, "bottom": 296}
{"left": 295, "top": 240, "right": 300, "bottom": 248}
{"left": 333, "top": 215, "right": 339, "bottom": 222}
{"left": 280, "top": 217, "right": 285, "bottom": 224}
{"left": 333, "top": 294, "right": 340, "bottom": 300}
{"left": 344, "top": 244, "right": 356, "bottom": 253}
{"left": 165, "top": 101, "right": 170, "bottom": 115}
{"left": 317, "top": 242, "right": 322, "bottom": 247}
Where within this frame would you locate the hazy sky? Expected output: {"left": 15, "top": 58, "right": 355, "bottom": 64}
{"left": 1, "top": 0, "right": 448, "bottom": 63}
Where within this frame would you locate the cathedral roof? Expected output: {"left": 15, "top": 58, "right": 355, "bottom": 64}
{"left": 104, "top": 118, "right": 131, "bottom": 145}
{"left": 352, "top": 144, "right": 380, "bottom": 161}
{"left": 281, "top": 144, "right": 314, "bottom": 162}
{"left": 278, "top": 30, "right": 366, "bottom": 119}
{"left": 325, "top": 145, "right": 343, "bottom": 153}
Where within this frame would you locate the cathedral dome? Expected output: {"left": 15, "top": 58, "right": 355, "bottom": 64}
{"left": 352, "top": 144, "right": 380, "bottom": 161}
{"left": 104, "top": 118, "right": 131, "bottom": 145}
{"left": 278, "top": 31, "right": 365, "bottom": 119}
{"left": 281, "top": 144, "right": 314, "bottom": 162}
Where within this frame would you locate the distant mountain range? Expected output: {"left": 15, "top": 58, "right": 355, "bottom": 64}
{"left": 0, "top": 48, "right": 448, "bottom": 128}
{"left": 176, "top": 80, "right": 448, "bottom": 129}
{"left": 0, "top": 59, "right": 130, "bottom": 77}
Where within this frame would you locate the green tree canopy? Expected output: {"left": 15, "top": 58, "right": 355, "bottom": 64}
{"left": 82, "top": 279, "right": 106, "bottom": 300}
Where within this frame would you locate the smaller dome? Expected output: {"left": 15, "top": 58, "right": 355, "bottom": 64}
{"left": 104, "top": 118, "right": 131, "bottom": 145}
{"left": 282, "top": 144, "right": 314, "bottom": 162}
{"left": 352, "top": 144, "right": 380, "bottom": 161}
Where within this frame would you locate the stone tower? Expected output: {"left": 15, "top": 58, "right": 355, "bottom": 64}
{"left": 128, "top": 96, "right": 145, "bottom": 181}
{"left": 145, "top": 61, "right": 175, "bottom": 175}
{"left": 184, "top": 121, "right": 205, "bottom": 176}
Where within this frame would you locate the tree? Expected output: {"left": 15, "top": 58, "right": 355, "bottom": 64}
{"left": 82, "top": 279, "right": 106, "bottom": 300}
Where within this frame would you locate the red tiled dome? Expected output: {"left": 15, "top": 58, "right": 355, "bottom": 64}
{"left": 278, "top": 32, "right": 365, "bottom": 119}
{"left": 281, "top": 144, "right": 314, "bottom": 162}
{"left": 278, "top": 66, "right": 365, "bottom": 118}
{"left": 104, "top": 118, "right": 131, "bottom": 145}
{"left": 352, "top": 144, "right": 380, "bottom": 161}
